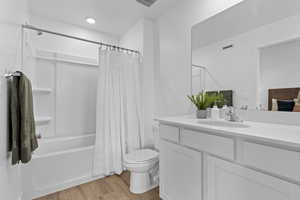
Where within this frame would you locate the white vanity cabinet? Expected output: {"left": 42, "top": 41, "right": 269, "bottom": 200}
{"left": 241, "top": 141, "right": 300, "bottom": 182}
{"left": 159, "top": 125, "right": 202, "bottom": 200}
{"left": 205, "top": 155, "right": 300, "bottom": 200}
{"left": 160, "top": 139, "right": 202, "bottom": 200}
{"left": 158, "top": 120, "right": 300, "bottom": 200}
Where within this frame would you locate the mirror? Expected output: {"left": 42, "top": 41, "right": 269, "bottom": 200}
{"left": 191, "top": 0, "right": 300, "bottom": 112}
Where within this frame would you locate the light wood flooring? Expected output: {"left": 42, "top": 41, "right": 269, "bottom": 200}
{"left": 34, "top": 172, "right": 159, "bottom": 200}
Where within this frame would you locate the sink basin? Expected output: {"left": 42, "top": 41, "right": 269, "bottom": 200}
{"left": 197, "top": 120, "right": 250, "bottom": 128}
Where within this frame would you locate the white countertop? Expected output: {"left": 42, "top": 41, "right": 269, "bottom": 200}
{"left": 157, "top": 116, "right": 300, "bottom": 148}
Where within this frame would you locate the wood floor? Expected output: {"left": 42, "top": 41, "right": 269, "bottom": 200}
{"left": 34, "top": 172, "right": 159, "bottom": 200}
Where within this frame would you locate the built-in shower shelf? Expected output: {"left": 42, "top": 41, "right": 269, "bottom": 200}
{"left": 33, "top": 88, "right": 52, "bottom": 94}
{"left": 35, "top": 117, "right": 52, "bottom": 125}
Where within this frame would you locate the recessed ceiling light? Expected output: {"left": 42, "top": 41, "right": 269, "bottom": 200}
{"left": 86, "top": 17, "right": 96, "bottom": 24}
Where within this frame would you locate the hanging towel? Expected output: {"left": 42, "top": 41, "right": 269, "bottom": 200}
{"left": 8, "top": 75, "right": 21, "bottom": 164}
{"left": 8, "top": 72, "right": 38, "bottom": 165}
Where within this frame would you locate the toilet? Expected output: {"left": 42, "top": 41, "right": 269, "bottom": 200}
{"left": 124, "top": 124, "right": 160, "bottom": 194}
{"left": 124, "top": 149, "right": 159, "bottom": 194}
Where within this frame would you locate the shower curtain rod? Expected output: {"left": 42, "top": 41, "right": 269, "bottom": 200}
{"left": 22, "top": 24, "right": 140, "bottom": 54}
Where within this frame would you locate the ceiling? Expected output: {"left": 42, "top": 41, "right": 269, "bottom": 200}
{"left": 28, "top": 0, "right": 179, "bottom": 36}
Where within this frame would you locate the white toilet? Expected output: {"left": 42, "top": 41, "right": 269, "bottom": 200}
{"left": 124, "top": 149, "right": 159, "bottom": 194}
{"left": 124, "top": 124, "right": 160, "bottom": 194}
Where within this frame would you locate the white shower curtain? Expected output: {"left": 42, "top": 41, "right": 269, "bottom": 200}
{"left": 93, "top": 49, "right": 144, "bottom": 176}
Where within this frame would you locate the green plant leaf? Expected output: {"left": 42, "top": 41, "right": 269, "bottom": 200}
{"left": 188, "top": 91, "right": 225, "bottom": 110}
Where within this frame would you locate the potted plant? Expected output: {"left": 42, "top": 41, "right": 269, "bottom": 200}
{"left": 215, "top": 93, "right": 227, "bottom": 108}
{"left": 188, "top": 92, "right": 218, "bottom": 119}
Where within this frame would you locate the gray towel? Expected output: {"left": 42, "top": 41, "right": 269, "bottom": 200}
{"left": 8, "top": 72, "right": 38, "bottom": 165}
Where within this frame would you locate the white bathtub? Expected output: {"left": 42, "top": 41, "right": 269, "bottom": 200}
{"left": 26, "top": 134, "right": 103, "bottom": 198}
{"left": 34, "top": 134, "right": 95, "bottom": 157}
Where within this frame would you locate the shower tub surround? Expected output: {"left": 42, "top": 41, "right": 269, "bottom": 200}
{"left": 22, "top": 48, "right": 100, "bottom": 199}
{"left": 158, "top": 116, "right": 300, "bottom": 200}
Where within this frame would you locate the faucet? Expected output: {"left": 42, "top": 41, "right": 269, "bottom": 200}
{"left": 240, "top": 105, "right": 248, "bottom": 110}
{"left": 226, "top": 107, "right": 242, "bottom": 122}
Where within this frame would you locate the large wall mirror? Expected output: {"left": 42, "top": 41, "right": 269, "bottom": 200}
{"left": 191, "top": 0, "right": 300, "bottom": 112}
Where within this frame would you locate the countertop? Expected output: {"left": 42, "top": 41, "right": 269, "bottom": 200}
{"left": 157, "top": 116, "right": 300, "bottom": 148}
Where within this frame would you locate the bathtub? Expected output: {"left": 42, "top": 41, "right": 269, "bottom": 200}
{"left": 26, "top": 134, "right": 103, "bottom": 198}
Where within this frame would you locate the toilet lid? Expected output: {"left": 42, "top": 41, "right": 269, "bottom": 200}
{"left": 124, "top": 149, "right": 159, "bottom": 163}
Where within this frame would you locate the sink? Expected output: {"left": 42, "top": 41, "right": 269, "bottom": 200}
{"left": 197, "top": 120, "right": 250, "bottom": 128}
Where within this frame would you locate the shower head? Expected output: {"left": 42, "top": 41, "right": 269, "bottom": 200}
{"left": 136, "top": 0, "right": 157, "bottom": 7}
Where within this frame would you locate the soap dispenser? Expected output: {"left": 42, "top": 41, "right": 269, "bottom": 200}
{"left": 211, "top": 104, "right": 220, "bottom": 120}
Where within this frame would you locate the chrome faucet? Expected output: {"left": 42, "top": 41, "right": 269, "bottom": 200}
{"left": 226, "top": 107, "right": 242, "bottom": 122}
{"left": 240, "top": 105, "right": 248, "bottom": 110}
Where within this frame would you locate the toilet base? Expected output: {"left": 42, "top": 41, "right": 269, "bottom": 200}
{"left": 129, "top": 172, "right": 158, "bottom": 194}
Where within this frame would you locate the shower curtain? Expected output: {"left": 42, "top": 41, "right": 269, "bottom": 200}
{"left": 93, "top": 49, "right": 144, "bottom": 176}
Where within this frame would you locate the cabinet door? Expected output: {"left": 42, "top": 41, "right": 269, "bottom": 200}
{"left": 206, "top": 156, "right": 300, "bottom": 200}
{"left": 160, "top": 139, "right": 202, "bottom": 200}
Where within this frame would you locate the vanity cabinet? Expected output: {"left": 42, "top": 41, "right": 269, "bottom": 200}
{"left": 159, "top": 124, "right": 180, "bottom": 143}
{"left": 181, "top": 129, "right": 234, "bottom": 160}
{"left": 159, "top": 122, "right": 300, "bottom": 200}
{"left": 160, "top": 139, "right": 202, "bottom": 200}
{"left": 206, "top": 155, "right": 300, "bottom": 200}
{"left": 241, "top": 141, "right": 300, "bottom": 182}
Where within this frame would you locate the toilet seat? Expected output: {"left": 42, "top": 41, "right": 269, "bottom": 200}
{"left": 124, "top": 149, "right": 158, "bottom": 164}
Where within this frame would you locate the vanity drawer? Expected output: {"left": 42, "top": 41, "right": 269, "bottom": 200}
{"left": 242, "top": 142, "right": 300, "bottom": 182}
{"left": 181, "top": 129, "right": 234, "bottom": 160}
{"left": 159, "top": 124, "right": 180, "bottom": 143}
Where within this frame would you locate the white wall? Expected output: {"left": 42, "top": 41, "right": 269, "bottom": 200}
{"left": 0, "top": 0, "right": 28, "bottom": 199}
{"left": 155, "top": 0, "right": 244, "bottom": 117}
{"left": 120, "top": 20, "right": 144, "bottom": 52}
{"left": 28, "top": 15, "right": 118, "bottom": 59}
{"left": 120, "top": 19, "right": 155, "bottom": 148}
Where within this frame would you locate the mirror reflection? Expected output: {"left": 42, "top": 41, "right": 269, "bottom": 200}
{"left": 191, "top": 0, "right": 300, "bottom": 112}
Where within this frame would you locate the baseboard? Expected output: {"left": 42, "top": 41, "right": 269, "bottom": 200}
{"left": 149, "top": 183, "right": 159, "bottom": 192}
{"left": 160, "top": 192, "right": 168, "bottom": 200}
{"left": 32, "top": 174, "right": 104, "bottom": 199}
